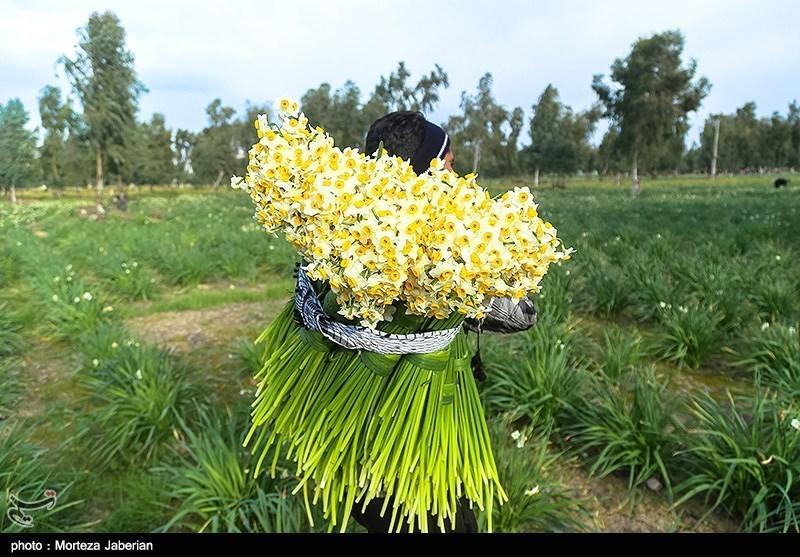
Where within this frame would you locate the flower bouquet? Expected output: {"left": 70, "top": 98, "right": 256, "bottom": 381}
{"left": 232, "top": 98, "right": 573, "bottom": 532}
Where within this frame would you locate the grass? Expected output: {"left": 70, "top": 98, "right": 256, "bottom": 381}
{"left": 159, "top": 410, "right": 313, "bottom": 533}
{"left": 119, "top": 278, "right": 293, "bottom": 318}
{"left": 674, "top": 390, "right": 800, "bottom": 533}
{"left": 565, "top": 366, "right": 681, "bottom": 492}
{"left": 0, "top": 357, "right": 23, "bottom": 416}
{"left": 0, "top": 422, "right": 86, "bottom": 532}
{"left": 482, "top": 318, "right": 589, "bottom": 426}
{"left": 76, "top": 342, "right": 206, "bottom": 468}
{"left": 733, "top": 322, "right": 800, "bottom": 396}
{"left": 654, "top": 301, "right": 726, "bottom": 369}
{"left": 0, "top": 303, "right": 24, "bottom": 357}
{"left": 596, "top": 325, "right": 646, "bottom": 381}
{"left": 482, "top": 415, "right": 590, "bottom": 532}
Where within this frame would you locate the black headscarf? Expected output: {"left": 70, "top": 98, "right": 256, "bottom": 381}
{"left": 410, "top": 121, "right": 450, "bottom": 174}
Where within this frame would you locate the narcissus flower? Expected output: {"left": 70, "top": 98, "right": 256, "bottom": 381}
{"left": 233, "top": 98, "right": 573, "bottom": 328}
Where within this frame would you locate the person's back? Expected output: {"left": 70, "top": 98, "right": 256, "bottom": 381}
{"left": 353, "top": 111, "right": 476, "bottom": 532}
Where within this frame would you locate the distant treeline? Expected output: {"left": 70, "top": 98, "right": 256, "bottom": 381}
{"left": 1, "top": 12, "right": 799, "bottom": 199}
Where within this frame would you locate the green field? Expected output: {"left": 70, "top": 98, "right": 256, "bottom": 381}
{"left": 1, "top": 175, "right": 798, "bottom": 533}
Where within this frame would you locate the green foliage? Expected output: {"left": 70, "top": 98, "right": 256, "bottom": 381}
{"left": 191, "top": 99, "right": 241, "bottom": 185}
{"left": 0, "top": 422, "right": 85, "bottom": 533}
{"left": 592, "top": 30, "right": 710, "bottom": 187}
{"left": 525, "top": 84, "right": 599, "bottom": 178}
{"left": 60, "top": 11, "right": 146, "bottom": 188}
{"left": 234, "top": 337, "right": 269, "bottom": 376}
{"left": 34, "top": 265, "right": 112, "bottom": 341}
{"left": 675, "top": 390, "right": 800, "bottom": 533}
{"left": 78, "top": 469, "right": 173, "bottom": 532}
{"left": 566, "top": 367, "right": 681, "bottom": 491}
{"left": 301, "top": 62, "right": 449, "bottom": 151}
{"left": 371, "top": 61, "right": 449, "bottom": 114}
{"left": 752, "top": 277, "right": 798, "bottom": 323}
{"left": 302, "top": 81, "right": 371, "bottom": 149}
{"left": 654, "top": 301, "right": 725, "bottom": 369}
{"left": 597, "top": 325, "right": 645, "bottom": 381}
{"left": 534, "top": 265, "right": 574, "bottom": 324}
{"left": 124, "top": 113, "right": 175, "bottom": 184}
{"left": 0, "top": 357, "right": 22, "bottom": 415}
{"left": 76, "top": 342, "right": 206, "bottom": 468}
{"left": 734, "top": 322, "right": 800, "bottom": 396}
{"left": 37, "top": 85, "right": 82, "bottom": 188}
{"left": 583, "top": 262, "right": 631, "bottom": 317}
{"left": 483, "top": 318, "right": 589, "bottom": 426}
{"left": 446, "top": 73, "right": 523, "bottom": 177}
{"left": 697, "top": 101, "right": 800, "bottom": 173}
{"left": 0, "top": 303, "right": 24, "bottom": 357}
{"left": 483, "top": 416, "right": 589, "bottom": 532}
{"left": 0, "top": 99, "right": 38, "bottom": 189}
{"left": 160, "top": 411, "right": 313, "bottom": 533}
{"left": 2, "top": 179, "right": 799, "bottom": 533}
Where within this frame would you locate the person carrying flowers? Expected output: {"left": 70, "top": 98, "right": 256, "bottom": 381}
{"left": 231, "top": 98, "right": 572, "bottom": 533}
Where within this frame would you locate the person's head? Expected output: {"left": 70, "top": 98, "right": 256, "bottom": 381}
{"left": 364, "top": 111, "right": 454, "bottom": 174}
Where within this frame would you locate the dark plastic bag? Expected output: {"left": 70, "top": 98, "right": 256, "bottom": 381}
{"left": 464, "top": 295, "right": 538, "bottom": 334}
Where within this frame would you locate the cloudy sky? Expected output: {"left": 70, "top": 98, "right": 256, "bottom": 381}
{"left": 2, "top": 0, "right": 799, "bottom": 145}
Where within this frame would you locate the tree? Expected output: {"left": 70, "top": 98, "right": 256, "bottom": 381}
{"left": 596, "top": 126, "right": 625, "bottom": 178}
{"left": 0, "top": 99, "right": 38, "bottom": 204}
{"left": 593, "top": 30, "right": 710, "bottom": 195}
{"left": 446, "top": 73, "right": 522, "bottom": 177}
{"left": 61, "top": 117, "right": 95, "bottom": 188}
{"left": 759, "top": 112, "right": 792, "bottom": 169}
{"left": 124, "top": 114, "right": 175, "bottom": 184}
{"left": 371, "top": 62, "right": 449, "bottom": 113}
{"left": 191, "top": 99, "right": 240, "bottom": 186}
{"left": 527, "top": 84, "right": 559, "bottom": 184}
{"left": 61, "top": 11, "right": 146, "bottom": 195}
{"left": 525, "top": 84, "right": 599, "bottom": 185}
{"left": 174, "top": 129, "right": 196, "bottom": 183}
{"left": 505, "top": 106, "right": 525, "bottom": 176}
{"left": 301, "top": 82, "right": 366, "bottom": 148}
{"left": 38, "top": 85, "right": 78, "bottom": 188}
{"left": 300, "top": 63, "right": 450, "bottom": 151}
{"left": 695, "top": 102, "right": 797, "bottom": 173}
{"left": 788, "top": 101, "right": 800, "bottom": 169}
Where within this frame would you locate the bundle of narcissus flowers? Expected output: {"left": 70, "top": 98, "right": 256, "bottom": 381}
{"left": 232, "top": 98, "right": 572, "bottom": 329}
{"left": 232, "top": 98, "right": 573, "bottom": 533}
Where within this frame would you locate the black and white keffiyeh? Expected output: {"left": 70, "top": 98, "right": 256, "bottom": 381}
{"left": 294, "top": 266, "right": 461, "bottom": 355}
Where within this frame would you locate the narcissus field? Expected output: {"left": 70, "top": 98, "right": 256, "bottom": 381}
{"left": 1, "top": 176, "right": 798, "bottom": 533}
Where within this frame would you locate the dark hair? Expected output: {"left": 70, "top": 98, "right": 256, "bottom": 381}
{"left": 364, "top": 111, "right": 427, "bottom": 160}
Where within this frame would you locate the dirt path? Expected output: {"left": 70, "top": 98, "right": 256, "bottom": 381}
{"left": 555, "top": 458, "right": 737, "bottom": 532}
{"left": 126, "top": 301, "right": 283, "bottom": 355}
{"left": 15, "top": 340, "right": 76, "bottom": 420}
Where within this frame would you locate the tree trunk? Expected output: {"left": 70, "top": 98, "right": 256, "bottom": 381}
{"left": 51, "top": 160, "right": 60, "bottom": 187}
{"left": 533, "top": 167, "right": 540, "bottom": 186}
{"left": 10, "top": 184, "right": 17, "bottom": 205}
{"left": 213, "top": 169, "right": 225, "bottom": 188}
{"left": 710, "top": 118, "right": 720, "bottom": 179}
{"left": 631, "top": 153, "right": 641, "bottom": 197}
{"left": 95, "top": 148, "right": 104, "bottom": 195}
{"left": 471, "top": 142, "right": 482, "bottom": 174}
{"left": 615, "top": 173, "right": 621, "bottom": 186}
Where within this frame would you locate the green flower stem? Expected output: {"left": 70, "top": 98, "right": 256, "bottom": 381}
{"left": 244, "top": 294, "right": 505, "bottom": 532}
